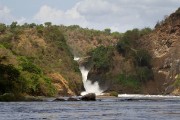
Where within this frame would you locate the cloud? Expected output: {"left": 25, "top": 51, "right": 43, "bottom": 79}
{"left": 0, "top": 5, "right": 26, "bottom": 24}
{"left": 33, "top": 5, "right": 88, "bottom": 27}
{"left": 75, "top": 0, "right": 180, "bottom": 32}
{"left": 0, "top": 5, "right": 13, "bottom": 24}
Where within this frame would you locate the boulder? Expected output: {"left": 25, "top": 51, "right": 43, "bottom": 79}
{"left": 81, "top": 93, "right": 96, "bottom": 101}
{"left": 67, "top": 97, "right": 80, "bottom": 101}
{"left": 53, "top": 98, "right": 66, "bottom": 101}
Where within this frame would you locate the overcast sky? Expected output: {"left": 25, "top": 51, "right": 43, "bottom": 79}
{"left": 0, "top": 0, "right": 179, "bottom": 32}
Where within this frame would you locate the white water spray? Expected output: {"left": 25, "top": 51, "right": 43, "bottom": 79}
{"left": 74, "top": 57, "right": 103, "bottom": 96}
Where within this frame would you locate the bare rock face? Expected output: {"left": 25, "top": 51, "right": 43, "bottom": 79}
{"left": 48, "top": 73, "right": 75, "bottom": 96}
{"left": 81, "top": 93, "right": 96, "bottom": 101}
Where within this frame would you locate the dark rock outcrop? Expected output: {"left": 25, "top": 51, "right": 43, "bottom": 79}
{"left": 67, "top": 97, "right": 80, "bottom": 101}
{"left": 53, "top": 98, "right": 66, "bottom": 101}
{"left": 81, "top": 93, "right": 96, "bottom": 101}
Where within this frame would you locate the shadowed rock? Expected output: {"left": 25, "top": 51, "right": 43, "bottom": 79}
{"left": 81, "top": 93, "right": 96, "bottom": 101}
{"left": 53, "top": 98, "right": 66, "bottom": 101}
{"left": 67, "top": 97, "right": 80, "bottom": 101}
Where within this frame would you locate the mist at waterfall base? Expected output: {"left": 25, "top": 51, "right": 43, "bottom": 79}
{"left": 74, "top": 57, "right": 103, "bottom": 96}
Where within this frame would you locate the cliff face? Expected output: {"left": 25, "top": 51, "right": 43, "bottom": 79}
{"left": 87, "top": 8, "right": 180, "bottom": 95}
{"left": 139, "top": 8, "right": 180, "bottom": 95}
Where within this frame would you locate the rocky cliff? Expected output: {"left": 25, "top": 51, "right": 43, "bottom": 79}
{"left": 139, "top": 8, "right": 180, "bottom": 95}
{"left": 87, "top": 8, "right": 180, "bottom": 95}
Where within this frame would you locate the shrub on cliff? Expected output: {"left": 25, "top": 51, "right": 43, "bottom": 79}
{"left": 0, "top": 64, "right": 22, "bottom": 94}
{"left": 19, "top": 57, "right": 42, "bottom": 75}
{"left": 0, "top": 23, "right": 6, "bottom": 33}
{"left": 136, "top": 67, "right": 154, "bottom": 83}
{"left": 133, "top": 49, "right": 152, "bottom": 68}
{"left": 90, "top": 46, "right": 113, "bottom": 70}
{"left": 116, "top": 28, "right": 152, "bottom": 56}
{"left": 174, "top": 74, "right": 180, "bottom": 87}
{"left": 116, "top": 73, "right": 140, "bottom": 89}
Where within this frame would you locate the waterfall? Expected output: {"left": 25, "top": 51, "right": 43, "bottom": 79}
{"left": 74, "top": 57, "right": 103, "bottom": 96}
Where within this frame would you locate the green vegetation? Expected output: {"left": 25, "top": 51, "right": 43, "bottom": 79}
{"left": 0, "top": 23, "right": 6, "bottom": 33}
{"left": 19, "top": 57, "right": 42, "bottom": 74}
{"left": 0, "top": 22, "right": 83, "bottom": 100}
{"left": 132, "top": 49, "right": 151, "bottom": 67}
{"left": 174, "top": 74, "right": 180, "bottom": 88}
{"left": 109, "top": 91, "right": 118, "bottom": 97}
{"left": 58, "top": 25, "right": 119, "bottom": 56}
{"left": 0, "top": 20, "right": 163, "bottom": 98}
{"left": 90, "top": 46, "right": 113, "bottom": 70}
{"left": 0, "top": 64, "right": 21, "bottom": 94}
{"left": 114, "top": 28, "right": 153, "bottom": 90}
{"left": 85, "top": 28, "right": 153, "bottom": 93}
{"left": 116, "top": 74, "right": 140, "bottom": 90}
{"left": 0, "top": 61, "right": 56, "bottom": 97}
{"left": 104, "top": 28, "right": 111, "bottom": 35}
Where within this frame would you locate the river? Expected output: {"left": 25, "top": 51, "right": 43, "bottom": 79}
{"left": 0, "top": 95, "right": 180, "bottom": 120}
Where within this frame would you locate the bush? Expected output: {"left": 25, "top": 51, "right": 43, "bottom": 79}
{"left": 19, "top": 57, "right": 42, "bottom": 74}
{"left": 104, "top": 28, "right": 111, "bottom": 35}
{"left": 109, "top": 91, "right": 118, "bottom": 97}
{"left": 36, "top": 25, "right": 44, "bottom": 36}
{"left": 174, "top": 74, "right": 180, "bottom": 87}
{"left": 91, "top": 46, "right": 113, "bottom": 70}
{"left": 112, "top": 32, "right": 122, "bottom": 39}
{"left": 0, "top": 32, "right": 14, "bottom": 49}
{"left": 10, "top": 21, "right": 18, "bottom": 29}
{"left": 21, "top": 72, "right": 56, "bottom": 96}
{"left": 0, "top": 64, "right": 21, "bottom": 94}
{"left": 140, "top": 28, "right": 152, "bottom": 36}
{"left": 117, "top": 74, "right": 140, "bottom": 89}
{"left": 133, "top": 49, "right": 152, "bottom": 68}
{"left": 0, "top": 93, "right": 16, "bottom": 101}
{"left": 0, "top": 23, "right": 6, "bottom": 33}
{"left": 116, "top": 39, "right": 130, "bottom": 56}
{"left": 136, "top": 67, "right": 154, "bottom": 83}
{"left": 29, "top": 23, "right": 36, "bottom": 28}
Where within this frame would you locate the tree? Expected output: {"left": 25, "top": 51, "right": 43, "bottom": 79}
{"left": 36, "top": 25, "right": 44, "bottom": 36}
{"left": 44, "top": 22, "right": 52, "bottom": 27}
{"left": 104, "top": 28, "right": 111, "bottom": 35}
{"left": 112, "top": 32, "right": 122, "bottom": 39}
{"left": 29, "top": 23, "right": 36, "bottom": 28}
{"left": 91, "top": 46, "right": 113, "bottom": 70}
{"left": 140, "top": 28, "right": 152, "bottom": 36}
{"left": 133, "top": 49, "right": 151, "bottom": 68}
{"left": 0, "top": 64, "right": 20, "bottom": 93}
{"left": 10, "top": 21, "right": 18, "bottom": 29}
{"left": 0, "top": 23, "right": 6, "bottom": 33}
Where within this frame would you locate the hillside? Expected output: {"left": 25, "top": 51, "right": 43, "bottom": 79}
{"left": 0, "top": 22, "right": 120, "bottom": 100}
{"left": 59, "top": 25, "right": 120, "bottom": 56}
{"left": 86, "top": 8, "right": 180, "bottom": 95}
{"left": 0, "top": 23, "right": 83, "bottom": 99}
{"left": 0, "top": 8, "right": 179, "bottom": 99}
{"left": 139, "top": 8, "right": 180, "bottom": 95}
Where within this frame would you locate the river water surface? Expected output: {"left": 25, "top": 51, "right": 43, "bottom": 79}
{"left": 0, "top": 95, "right": 180, "bottom": 120}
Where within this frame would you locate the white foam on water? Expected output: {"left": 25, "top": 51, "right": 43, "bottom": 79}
{"left": 118, "top": 94, "right": 180, "bottom": 99}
